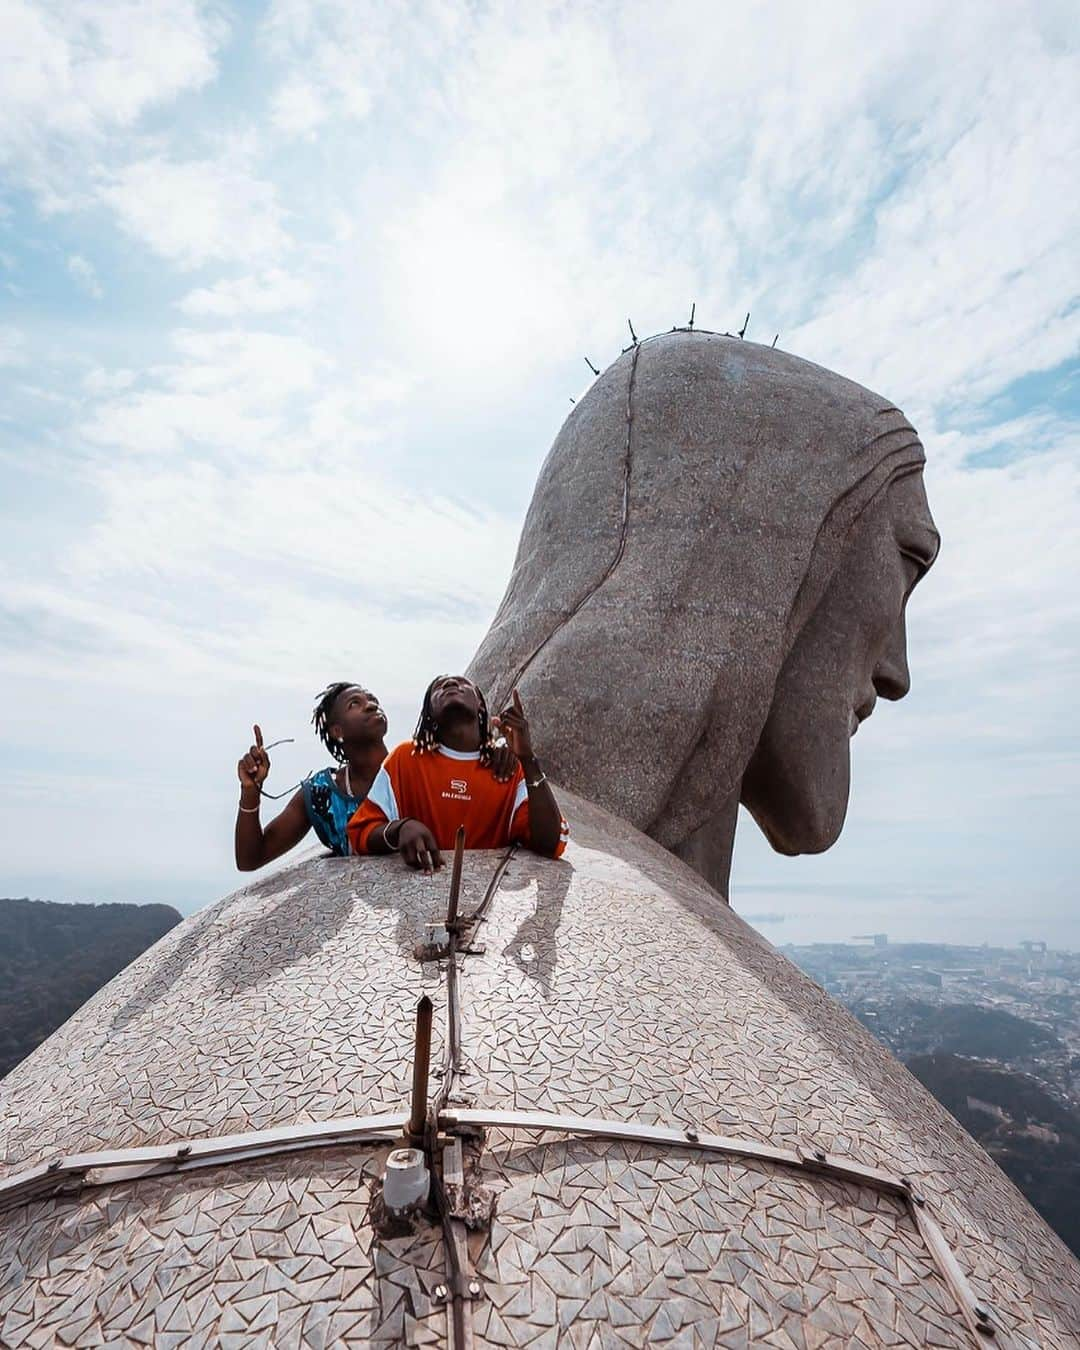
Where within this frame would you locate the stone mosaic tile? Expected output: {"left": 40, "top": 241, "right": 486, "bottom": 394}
{"left": 0, "top": 1146, "right": 446, "bottom": 1347}
{"left": 2, "top": 792, "right": 1079, "bottom": 1345}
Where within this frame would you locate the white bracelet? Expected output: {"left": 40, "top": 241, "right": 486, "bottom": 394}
{"left": 238, "top": 801, "right": 260, "bottom": 814}
{"left": 384, "top": 819, "right": 406, "bottom": 851}
{"left": 526, "top": 773, "right": 547, "bottom": 788}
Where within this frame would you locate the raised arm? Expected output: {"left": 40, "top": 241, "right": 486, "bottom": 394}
{"left": 495, "top": 690, "right": 566, "bottom": 858}
{"left": 235, "top": 724, "right": 311, "bottom": 871}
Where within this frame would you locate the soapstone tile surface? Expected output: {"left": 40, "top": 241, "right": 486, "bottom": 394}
{"left": 2, "top": 792, "right": 1079, "bottom": 1346}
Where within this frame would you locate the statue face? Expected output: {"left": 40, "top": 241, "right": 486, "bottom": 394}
{"left": 740, "top": 470, "right": 939, "bottom": 855}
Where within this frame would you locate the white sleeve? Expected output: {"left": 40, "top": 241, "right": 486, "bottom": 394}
{"left": 366, "top": 764, "right": 400, "bottom": 822}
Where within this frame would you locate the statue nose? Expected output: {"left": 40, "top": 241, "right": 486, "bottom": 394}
{"left": 873, "top": 623, "right": 911, "bottom": 701}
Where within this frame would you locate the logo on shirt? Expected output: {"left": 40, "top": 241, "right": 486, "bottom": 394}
{"left": 443, "top": 777, "right": 471, "bottom": 802}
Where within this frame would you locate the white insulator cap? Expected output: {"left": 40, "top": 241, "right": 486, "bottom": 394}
{"left": 383, "top": 1147, "right": 429, "bottom": 1214}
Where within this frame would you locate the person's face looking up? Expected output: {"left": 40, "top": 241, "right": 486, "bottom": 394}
{"left": 329, "top": 687, "right": 387, "bottom": 749}
{"left": 428, "top": 675, "right": 481, "bottom": 726}
{"left": 740, "top": 470, "right": 939, "bottom": 855}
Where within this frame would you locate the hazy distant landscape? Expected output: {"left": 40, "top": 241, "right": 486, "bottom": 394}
{"left": 0, "top": 897, "right": 180, "bottom": 1077}
{"left": 2, "top": 900, "right": 1077, "bottom": 1258}
{"left": 785, "top": 938, "right": 1080, "bottom": 1257}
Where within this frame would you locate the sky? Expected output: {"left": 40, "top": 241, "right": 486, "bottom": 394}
{"left": 1, "top": 0, "right": 1077, "bottom": 948}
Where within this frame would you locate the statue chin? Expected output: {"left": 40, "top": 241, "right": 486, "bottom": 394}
{"left": 745, "top": 796, "right": 848, "bottom": 857}
{"left": 741, "top": 745, "right": 851, "bottom": 858}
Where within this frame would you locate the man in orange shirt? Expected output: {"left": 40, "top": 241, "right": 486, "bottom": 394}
{"left": 347, "top": 675, "right": 568, "bottom": 871}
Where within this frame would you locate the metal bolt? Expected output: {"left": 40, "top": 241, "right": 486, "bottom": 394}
{"left": 468, "top": 1280, "right": 481, "bottom": 1297}
{"left": 685, "top": 1128, "right": 699, "bottom": 1143}
{"left": 434, "top": 1284, "right": 448, "bottom": 1302}
{"left": 176, "top": 1145, "right": 191, "bottom": 1159}
{"left": 47, "top": 1160, "right": 61, "bottom": 1173}
{"left": 814, "top": 1150, "right": 827, "bottom": 1163}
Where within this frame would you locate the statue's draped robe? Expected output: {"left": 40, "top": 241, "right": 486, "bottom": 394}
{"left": 2, "top": 796, "right": 1078, "bottom": 1346}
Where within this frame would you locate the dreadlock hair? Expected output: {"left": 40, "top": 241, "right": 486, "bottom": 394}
{"left": 413, "top": 675, "right": 498, "bottom": 765}
{"left": 312, "top": 682, "right": 354, "bottom": 763}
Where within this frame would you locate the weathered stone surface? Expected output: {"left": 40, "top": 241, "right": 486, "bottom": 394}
{"left": 470, "top": 332, "right": 939, "bottom": 894}
{"left": 2, "top": 802, "right": 1078, "bottom": 1346}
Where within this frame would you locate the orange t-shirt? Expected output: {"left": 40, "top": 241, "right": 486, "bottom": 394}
{"left": 347, "top": 742, "right": 568, "bottom": 856}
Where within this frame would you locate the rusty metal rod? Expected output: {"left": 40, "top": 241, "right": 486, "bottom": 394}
{"left": 446, "top": 827, "right": 465, "bottom": 930}
{"left": 406, "top": 995, "right": 433, "bottom": 1144}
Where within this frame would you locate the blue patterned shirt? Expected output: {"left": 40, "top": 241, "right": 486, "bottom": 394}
{"left": 301, "top": 767, "right": 365, "bottom": 856}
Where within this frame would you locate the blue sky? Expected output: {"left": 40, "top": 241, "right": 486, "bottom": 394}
{"left": 1, "top": 0, "right": 1078, "bottom": 947}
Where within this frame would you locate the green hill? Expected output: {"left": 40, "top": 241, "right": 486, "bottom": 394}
{"left": 907, "top": 1052, "right": 1080, "bottom": 1257}
{"left": 0, "top": 896, "right": 181, "bottom": 1077}
{"left": 902, "top": 1001, "right": 1059, "bottom": 1057}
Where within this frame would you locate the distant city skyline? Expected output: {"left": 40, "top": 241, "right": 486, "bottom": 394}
{"left": 1, "top": 2, "right": 1077, "bottom": 945}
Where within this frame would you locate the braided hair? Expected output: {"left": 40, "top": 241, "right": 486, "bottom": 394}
{"left": 413, "top": 675, "right": 498, "bottom": 765}
{"left": 311, "top": 682, "right": 354, "bottom": 763}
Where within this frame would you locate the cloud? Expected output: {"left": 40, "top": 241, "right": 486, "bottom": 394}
{"left": 99, "top": 155, "right": 289, "bottom": 269}
{"left": 66, "top": 253, "right": 103, "bottom": 298}
{"left": 178, "top": 269, "right": 314, "bottom": 317}
{"left": 269, "top": 77, "right": 334, "bottom": 139}
{"left": 82, "top": 366, "right": 135, "bottom": 395}
{"left": 0, "top": 326, "right": 24, "bottom": 366}
{"left": 0, "top": 0, "right": 225, "bottom": 205}
{"left": 332, "top": 1, "right": 1080, "bottom": 408}
{"left": 81, "top": 329, "right": 331, "bottom": 455}
{"left": 56, "top": 324, "right": 506, "bottom": 673}
{"left": 261, "top": 0, "right": 442, "bottom": 139}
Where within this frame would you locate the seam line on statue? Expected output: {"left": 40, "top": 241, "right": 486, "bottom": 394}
{"left": 506, "top": 340, "right": 643, "bottom": 694}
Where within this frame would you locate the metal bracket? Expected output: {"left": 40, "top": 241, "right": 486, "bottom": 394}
{"left": 0, "top": 1113, "right": 407, "bottom": 1213}
{"left": 442, "top": 1108, "right": 1002, "bottom": 1347}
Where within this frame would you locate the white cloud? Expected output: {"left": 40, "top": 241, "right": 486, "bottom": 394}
{"left": 178, "top": 269, "right": 314, "bottom": 317}
{"left": 100, "top": 155, "right": 289, "bottom": 269}
{"left": 66, "top": 253, "right": 103, "bottom": 298}
{"left": 343, "top": 1, "right": 1080, "bottom": 406}
{"left": 82, "top": 366, "right": 135, "bottom": 395}
{"left": 261, "top": 0, "right": 433, "bottom": 139}
{"left": 0, "top": 0, "right": 225, "bottom": 204}
{"left": 0, "top": 326, "right": 25, "bottom": 366}
{"left": 82, "top": 330, "right": 332, "bottom": 455}
{"left": 270, "top": 77, "right": 332, "bottom": 138}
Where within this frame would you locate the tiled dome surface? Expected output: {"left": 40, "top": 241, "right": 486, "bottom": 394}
{"left": 2, "top": 791, "right": 1078, "bottom": 1347}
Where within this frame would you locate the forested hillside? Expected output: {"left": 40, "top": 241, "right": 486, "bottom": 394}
{"left": 0, "top": 897, "right": 181, "bottom": 1076}
{"left": 908, "top": 1052, "right": 1080, "bottom": 1257}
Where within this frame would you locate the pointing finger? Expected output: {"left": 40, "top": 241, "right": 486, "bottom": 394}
{"left": 512, "top": 688, "right": 524, "bottom": 714}
{"left": 254, "top": 724, "right": 264, "bottom": 749}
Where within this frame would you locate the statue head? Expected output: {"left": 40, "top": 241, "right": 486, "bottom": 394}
{"left": 469, "top": 331, "right": 938, "bottom": 888}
